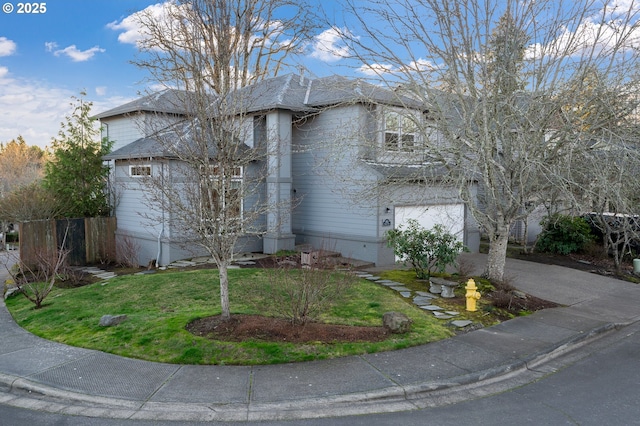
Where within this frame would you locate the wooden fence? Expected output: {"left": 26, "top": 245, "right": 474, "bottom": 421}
{"left": 19, "top": 217, "right": 117, "bottom": 267}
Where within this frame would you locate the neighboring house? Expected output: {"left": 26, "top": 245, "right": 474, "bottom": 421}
{"left": 97, "top": 74, "right": 480, "bottom": 267}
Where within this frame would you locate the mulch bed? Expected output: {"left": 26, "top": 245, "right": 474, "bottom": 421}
{"left": 186, "top": 314, "right": 390, "bottom": 344}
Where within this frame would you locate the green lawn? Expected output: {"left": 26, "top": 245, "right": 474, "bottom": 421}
{"left": 5, "top": 268, "right": 453, "bottom": 365}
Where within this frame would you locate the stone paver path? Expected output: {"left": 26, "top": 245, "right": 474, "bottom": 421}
{"left": 352, "top": 271, "right": 473, "bottom": 329}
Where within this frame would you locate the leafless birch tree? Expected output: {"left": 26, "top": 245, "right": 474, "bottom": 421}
{"left": 337, "top": 0, "right": 640, "bottom": 282}
{"left": 129, "top": 0, "right": 314, "bottom": 319}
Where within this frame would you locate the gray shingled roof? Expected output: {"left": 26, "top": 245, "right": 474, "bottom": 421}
{"left": 305, "top": 75, "right": 423, "bottom": 109}
{"left": 97, "top": 74, "right": 425, "bottom": 120}
{"left": 225, "top": 74, "right": 312, "bottom": 113}
{"left": 103, "top": 120, "right": 250, "bottom": 161}
{"left": 103, "top": 137, "right": 171, "bottom": 161}
{"left": 102, "top": 74, "right": 427, "bottom": 161}
{"left": 366, "top": 161, "right": 449, "bottom": 180}
{"left": 95, "top": 89, "right": 200, "bottom": 119}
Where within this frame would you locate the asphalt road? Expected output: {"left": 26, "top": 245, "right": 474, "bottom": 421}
{"left": 2, "top": 320, "right": 639, "bottom": 425}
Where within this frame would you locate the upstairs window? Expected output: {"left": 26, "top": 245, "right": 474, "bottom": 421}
{"left": 129, "top": 165, "right": 151, "bottom": 177}
{"left": 384, "top": 110, "right": 420, "bottom": 152}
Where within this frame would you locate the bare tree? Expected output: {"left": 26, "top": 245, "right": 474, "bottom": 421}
{"left": 4, "top": 226, "right": 70, "bottom": 309}
{"left": 0, "top": 183, "right": 63, "bottom": 223}
{"left": 129, "top": 0, "right": 315, "bottom": 319}
{"left": 566, "top": 73, "right": 640, "bottom": 273}
{"left": 337, "top": 0, "right": 640, "bottom": 282}
{"left": 0, "top": 136, "right": 47, "bottom": 247}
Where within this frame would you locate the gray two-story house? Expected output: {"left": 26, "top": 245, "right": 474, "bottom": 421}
{"left": 97, "top": 73, "right": 480, "bottom": 267}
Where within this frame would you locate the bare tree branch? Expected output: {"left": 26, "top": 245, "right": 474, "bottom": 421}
{"left": 335, "top": 0, "right": 640, "bottom": 281}
{"left": 125, "top": 0, "right": 315, "bottom": 320}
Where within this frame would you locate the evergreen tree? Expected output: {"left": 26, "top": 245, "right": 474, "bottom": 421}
{"left": 44, "top": 93, "right": 113, "bottom": 218}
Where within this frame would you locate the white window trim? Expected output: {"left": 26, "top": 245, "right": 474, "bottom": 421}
{"left": 199, "top": 165, "right": 244, "bottom": 234}
{"left": 382, "top": 108, "right": 422, "bottom": 153}
{"left": 129, "top": 164, "right": 152, "bottom": 177}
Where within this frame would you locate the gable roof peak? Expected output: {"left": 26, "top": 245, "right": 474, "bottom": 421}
{"left": 95, "top": 88, "right": 199, "bottom": 119}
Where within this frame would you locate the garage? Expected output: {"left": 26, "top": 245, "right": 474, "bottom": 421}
{"left": 394, "top": 204, "right": 465, "bottom": 242}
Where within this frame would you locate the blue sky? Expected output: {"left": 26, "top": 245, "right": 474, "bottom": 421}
{"left": 1, "top": 1, "right": 637, "bottom": 149}
{"left": 0, "top": 0, "right": 350, "bottom": 148}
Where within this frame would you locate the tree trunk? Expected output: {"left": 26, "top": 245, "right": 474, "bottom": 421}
{"left": 485, "top": 229, "right": 509, "bottom": 283}
{"left": 219, "top": 262, "right": 231, "bottom": 320}
{"left": 611, "top": 236, "right": 624, "bottom": 275}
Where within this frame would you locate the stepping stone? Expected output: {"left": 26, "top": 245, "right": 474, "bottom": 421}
{"left": 235, "top": 261, "right": 256, "bottom": 265}
{"left": 413, "top": 296, "right": 436, "bottom": 305}
{"left": 375, "top": 279, "right": 395, "bottom": 284}
{"left": 379, "top": 281, "right": 402, "bottom": 287}
{"left": 365, "top": 276, "right": 381, "bottom": 281}
{"left": 354, "top": 273, "right": 372, "bottom": 278}
{"left": 399, "top": 291, "right": 412, "bottom": 298}
{"left": 96, "top": 272, "right": 116, "bottom": 279}
{"left": 415, "top": 291, "right": 438, "bottom": 299}
{"left": 451, "top": 320, "right": 473, "bottom": 328}
{"left": 170, "top": 260, "right": 197, "bottom": 268}
{"left": 420, "top": 305, "right": 444, "bottom": 311}
{"left": 445, "top": 311, "right": 460, "bottom": 316}
{"left": 390, "top": 286, "right": 411, "bottom": 292}
{"left": 191, "top": 256, "right": 213, "bottom": 263}
{"left": 433, "top": 312, "right": 454, "bottom": 319}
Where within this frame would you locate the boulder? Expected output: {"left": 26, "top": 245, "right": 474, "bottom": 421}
{"left": 513, "top": 290, "right": 527, "bottom": 299}
{"left": 99, "top": 314, "right": 128, "bottom": 327}
{"left": 3, "top": 285, "right": 20, "bottom": 300}
{"left": 3, "top": 279, "right": 20, "bottom": 300}
{"left": 382, "top": 311, "right": 412, "bottom": 334}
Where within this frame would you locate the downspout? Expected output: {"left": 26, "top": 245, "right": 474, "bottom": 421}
{"left": 101, "top": 122, "right": 113, "bottom": 215}
{"left": 156, "top": 158, "right": 165, "bottom": 268}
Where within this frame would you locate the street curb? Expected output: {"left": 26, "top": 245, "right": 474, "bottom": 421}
{"left": 0, "top": 321, "right": 623, "bottom": 422}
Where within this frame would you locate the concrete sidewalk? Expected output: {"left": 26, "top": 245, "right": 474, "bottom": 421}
{"left": 0, "top": 252, "right": 638, "bottom": 422}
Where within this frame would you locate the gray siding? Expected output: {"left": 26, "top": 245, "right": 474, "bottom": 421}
{"left": 292, "top": 105, "right": 385, "bottom": 263}
{"left": 101, "top": 116, "right": 145, "bottom": 152}
{"left": 111, "top": 157, "right": 264, "bottom": 266}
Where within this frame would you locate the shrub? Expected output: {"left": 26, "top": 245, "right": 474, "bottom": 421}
{"left": 266, "top": 267, "right": 356, "bottom": 325}
{"left": 386, "top": 219, "right": 466, "bottom": 279}
{"left": 116, "top": 234, "right": 142, "bottom": 268}
{"left": 536, "top": 214, "right": 593, "bottom": 255}
{"left": 7, "top": 247, "right": 70, "bottom": 308}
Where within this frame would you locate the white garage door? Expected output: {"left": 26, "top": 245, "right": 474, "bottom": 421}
{"left": 395, "top": 204, "right": 465, "bottom": 242}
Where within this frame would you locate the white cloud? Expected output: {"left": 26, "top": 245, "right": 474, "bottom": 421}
{"left": 358, "top": 63, "right": 395, "bottom": 77}
{"left": 0, "top": 70, "right": 130, "bottom": 148}
{"left": 95, "top": 86, "right": 107, "bottom": 96}
{"left": 0, "top": 37, "right": 16, "bottom": 56}
{"left": 309, "top": 27, "right": 353, "bottom": 62}
{"left": 108, "top": 1, "right": 301, "bottom": 61}
{"left": 406, "top": 59, "right": 439, "bottom": 73}
{"left": 107, "top": 1, "right": 184, "bottom": 48}
{"left": 0, "top": 70, "right": 73, "bottom": 147}
{"left": 526, "top": 2, "right": 640, "bottom": 60}
{"left": 357, "top": 58, "right": 439, "bottom": 78}
{"left": 44, "top": 41, "right": 58, "bottom": 52}
{"left": 51, "top": 44, "right": 105, "bottom": 62}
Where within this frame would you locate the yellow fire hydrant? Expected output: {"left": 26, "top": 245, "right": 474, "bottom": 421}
{"left": 465, "top": 278, "right": 481, "bottom": 312}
